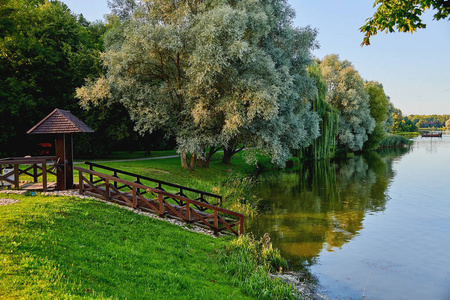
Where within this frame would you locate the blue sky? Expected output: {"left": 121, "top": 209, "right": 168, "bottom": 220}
{"left": 62, "top": 0, "right": 450, "bottom": 115}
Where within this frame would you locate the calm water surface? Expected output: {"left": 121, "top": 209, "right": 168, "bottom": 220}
{"left": 249, "top": 134, "right": 450, "bottom": 299}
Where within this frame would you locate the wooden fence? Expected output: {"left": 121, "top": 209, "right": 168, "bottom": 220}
{"left": 84, "top": 161, "right": 222, "bottom": 211}
{"left": 0, "top": 156, "right": 57, "bottom": 191}
{"left": 74, "top": 165, "right": 244, "bottom": 236}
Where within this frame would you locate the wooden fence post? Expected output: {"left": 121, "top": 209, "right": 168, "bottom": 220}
{"left": 132, "top": 186, "right": 137, "bottom": 208}
{"left": 89, "top": 165, "right": 93, "bottom": 184}
{"left": 42, "top": 160, "right": 47, "bottom": 192}
{"left": 135, "top": 178, "right": 140, "bottom": 197}
{"left": 240, "top": 216, "right": 244, "bottom": 235}
{"left": 214, "top": 210, "right": 218, "bottom": 235}
{"left": 185, "top": 201, "right": 190, "bottom": 222}
{"left": 13, "top": 164, "right": 19, "bottom": 188}
{"left": 158, "top": 194, "right": 164, "bottom": 217}
{"left": 78, "top": 170, "right": 83, "bottom": 194}
{"left": 33, "top": 164, "right": 38, "bottom": 183}
{"left": 105, "top": 179, "right": 110, "bottom": 201}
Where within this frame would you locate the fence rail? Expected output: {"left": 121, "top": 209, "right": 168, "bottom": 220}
{"left": 74, "top": 166, "right": 244, "bottom": 236}
{"left": 84, "top": 161, "right": 222, "bottom": 211}
{"left": 0, "top": 156, "right": 57, "bottom": 191}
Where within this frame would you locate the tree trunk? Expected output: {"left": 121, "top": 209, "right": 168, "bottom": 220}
{"left": 180, "top": 151, "right": 188, "bottom": 169}
{"left": 188, "top": 153, "right": 196, "bottom": 170}
{"left": 197, "top": 147, "right": 221, "bottom": 168}
{"left": 222, "top": 145, "right": 244, "bottom": 165}
{"left": 222, "top": 148, "right": 234, "bottom": 165}
{"left": 180, "top": 151, "right": 196, "bottom": 170}
{"left": 196, "top": 157, "right": 209, "bottom": 168}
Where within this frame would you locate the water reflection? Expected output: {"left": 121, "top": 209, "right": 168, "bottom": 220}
{"left": 248, "top": 148, "right": 410, "bottom": 269}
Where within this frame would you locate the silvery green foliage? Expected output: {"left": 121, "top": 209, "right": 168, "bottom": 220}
{"left": 385, "top": 100, "right": 395, "bottom": 131}
{"left": 79, "top": 0, "right": 319, "bottom": 165}
{"left": 319, "top": 54, "right": 375, "bottom": 152}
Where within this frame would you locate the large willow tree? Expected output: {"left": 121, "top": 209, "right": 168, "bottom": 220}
{"left": 319, "top": 54, "right": 375, "bottom": 152}
{"left": 77, "top": 0, "right": 320, "bottom": 169}
{"left": 299, "top": 63, "right": 339, "bottom": 160}
{"left": 363, "top": 81, "right": 390, "bottom": 150}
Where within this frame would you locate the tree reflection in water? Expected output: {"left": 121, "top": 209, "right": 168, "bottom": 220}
{"left": 248, "top": 148, "right": 410, "bottom": 269}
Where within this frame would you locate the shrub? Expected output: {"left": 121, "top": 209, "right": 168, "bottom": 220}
{"left": 378, "top": 134, "right": 413, "bottom": 148}
{"left": 221, "top": 233, "right": 295, "bottom": 299}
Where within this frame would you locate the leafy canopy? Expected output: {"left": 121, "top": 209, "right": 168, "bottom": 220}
{"left": 363, "top": 81, "right": 390, "bottom": 150}
{"left": 0, "top": 0, "right": 103, "bottom": 154}
{"left": 361, "top": 0, "right": 450, "bottom": 45}
{"left": 78, "top": 0, "right": 320, "bottom": 168}
{"left": 319, "top": 54, "right": 375, "bottom": 152}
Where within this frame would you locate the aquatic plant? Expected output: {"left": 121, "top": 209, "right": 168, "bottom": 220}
{"left": 378, "top": 134, "right": 413, "bottom": 148}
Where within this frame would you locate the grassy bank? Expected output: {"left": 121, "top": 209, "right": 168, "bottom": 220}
{"left": 75, "top": 152, "right": 265, "bottom": 216}
{"left": 14, "top": 151, "right": 261, "bottom": 215}
{"left": 0, "top": 193, "right": 294, "bottom": 299}
{"left": 75, "top": 150, "right": 178, "bottom": 162}
{"left": 391, "top": 131, "right": 420, "bottom": 138}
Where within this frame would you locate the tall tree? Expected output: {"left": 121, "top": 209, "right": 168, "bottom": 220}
{"left": 318, "top": 54, "right": 375, "bottom": 152}
{"left": 299, "top": 62, "right": 339, "bottom": 160}
{"left": 0, "top": 0, "right": 142, "bottom": 157}
{"left": 78, "top": 0, "right": 320, "bottom": 169}
{"left": 0, "top": 0, "right": 96, "bottom": 155}
{"left": 385, "top": 101, "right": 395, "bottom": 132}
{"left": 390, "top": 107, "right": 418, "bottom": 132}
{"left": 361, "top": 0, "right": 450, "bottom": 45}
{"left": 391, "top": 107, "right": 404, "bottom": 132}
{"left": 363, "top": 81, "right": 390, "bottom": 150}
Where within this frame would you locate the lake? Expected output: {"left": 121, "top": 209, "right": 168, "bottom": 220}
{"left": 249, "top": 134, "right": 450, "bottom": 299}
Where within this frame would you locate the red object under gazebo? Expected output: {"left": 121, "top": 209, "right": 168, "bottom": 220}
{"left": 27, "top": 108, "right": 94, "bottom": 190}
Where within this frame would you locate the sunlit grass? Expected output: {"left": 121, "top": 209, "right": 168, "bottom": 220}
{"left": 75, "top": 150, "right": 179, "bottom": 162}
{"left": 0, "top": 193, "right": 296, "bottom": 299}
{"left": 74, "top": 152, "right": 260, "bottom": 215}
{"left": 222, "top": 234, "right": 294, "bottom": 299}
{"left": 0, "top": 194, "right": 252, "bottom": 299}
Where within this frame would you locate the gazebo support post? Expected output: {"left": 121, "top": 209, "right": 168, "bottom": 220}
{"left": 65, "top": 133, "right": 73, "bottom": 189}
{"left": 27, "top": 108, "right": 93, "bottom": 191}
{"left": 55, "top": 133, "right": 73, "bottom": 190}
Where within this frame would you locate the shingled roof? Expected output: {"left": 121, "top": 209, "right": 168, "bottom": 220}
{"left": 27, "top": 108, "right": 94, "bottom": 134}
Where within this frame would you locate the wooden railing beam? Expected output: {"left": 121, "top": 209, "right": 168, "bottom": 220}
{"left": 73, "top": 166, "right": 244, "bottom": 236}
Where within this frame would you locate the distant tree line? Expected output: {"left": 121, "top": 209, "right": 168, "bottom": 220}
{"left": 409, "top": 114, "right": 450, "bottom": 129}
{"left": 389, "top": 113, "right": 450, "bottom": 133}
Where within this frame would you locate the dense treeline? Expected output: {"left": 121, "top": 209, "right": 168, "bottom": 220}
{"left": 0, "top": 0, "right": 173, "bottom": 157}
{"left": 391, "top": 108, "right": 418, "bottom": 132}
{"left": 409, "top": 114, "right": 450, "bottom": 129}
{"left": 390, "top": 113, "right": 450, "bottom": 133}
{"left": 77, "top": 0, "right": 399, "bottom": 169}
{"left": 0, "top": 0, "right": 100, "bottom": 155}
{"left": 1, "top": 0, "right": 415, "bottom": 167}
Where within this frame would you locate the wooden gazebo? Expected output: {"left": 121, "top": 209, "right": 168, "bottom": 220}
{"left": 27, "top": 108, "right": 94, "bottom": 190}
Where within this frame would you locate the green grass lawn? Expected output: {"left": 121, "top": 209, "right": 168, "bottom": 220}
{"left": 391, "top": 131, "right": 420, "bottom": 138}
{"left": 13, "top": 150, "right": 274, "bottom": 218}
{"left": 0, "top": 193, "right": 252, "bottom": 299}
{"left": 74, "top": 151, "right": 261, "bottom": 213}
{"left": 2, "top": 152, "right": 298, "bottom": 299}
{"left": 75, "top": 150, "right": 179, "bottom": 162}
